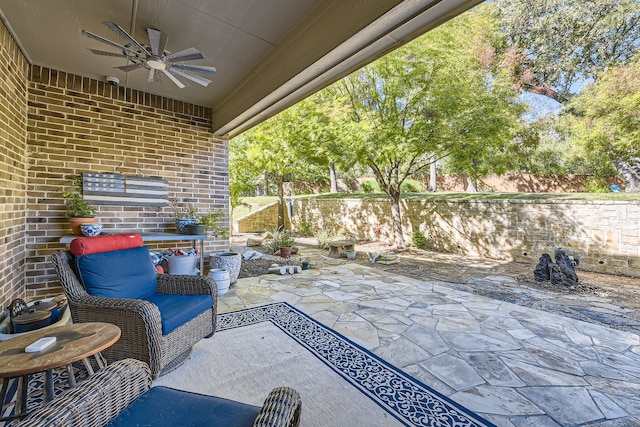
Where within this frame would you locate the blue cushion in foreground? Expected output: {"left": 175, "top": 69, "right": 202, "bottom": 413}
{"left": 143, "top": 293, "right": 212, "bottom": 335}
{"left": 76, "top": 246, "right": 157, "bottom": 299}
{"left": 107, "top": 386, "right": 261, "bottom": 427}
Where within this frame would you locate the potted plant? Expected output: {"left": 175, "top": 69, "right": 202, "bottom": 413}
{"left": 277, "top": 232, "right": 295, "bottom": 258}
{"left": 62, "top": 175, "right": 97, "bottom": 235}
{"left": 197, "top": 209, "right": 229, "bottom": 238}
{"left": 170, "top": 199, "right": 198, "bottom": 233}
{"left": 345, "top": 249, "right": 357, "bottom": 260}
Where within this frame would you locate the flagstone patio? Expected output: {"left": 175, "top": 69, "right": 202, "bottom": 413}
{"left": 218, "top": 256, "right": 640, "bottom": 426}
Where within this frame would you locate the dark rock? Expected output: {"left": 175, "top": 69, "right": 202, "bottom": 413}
{"left": 534, "top": 253, "right": 552, "bottom": 282}
{"left": 554, "top": 248, "right": 578, "bottom": 287}
{"left": 533, "top": 249, "right": 578, "bottom": 287}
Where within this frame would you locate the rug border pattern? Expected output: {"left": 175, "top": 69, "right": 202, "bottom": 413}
{"left": 217, "top": 303, "right": 496, "bottom": 427}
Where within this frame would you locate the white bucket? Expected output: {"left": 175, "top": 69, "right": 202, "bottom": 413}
{"left": 208, "top": 268, "right": 230, "bottom": 296}
{"left": 167, "top": 255, "right": 197, "bottom": 275}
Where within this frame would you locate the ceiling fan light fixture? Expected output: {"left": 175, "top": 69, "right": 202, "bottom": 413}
{"left": 146, "top": 58, "right": 166, "bottom": 70}
{"left": 81, "top": 22, "right": 216, "bottom": 89}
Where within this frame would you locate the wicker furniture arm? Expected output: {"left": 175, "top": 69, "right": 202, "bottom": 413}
{"left": 51, "top": 251, "right": 216, "bottom": 378}
{"left": 253, "top": 387, "right": 302, "bottom": 427}
{"left": 156, "top": 273, "right": 218, "bottom": 298}
{"left": 17, "top": 359, "right": 152, "bottom": 427}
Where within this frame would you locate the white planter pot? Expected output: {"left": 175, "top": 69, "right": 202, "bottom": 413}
{"left": 209, "top": 252, "right": 241, "bottom": 284}
{"left": 208, "top": 268, "right": 230, "bottom": 296}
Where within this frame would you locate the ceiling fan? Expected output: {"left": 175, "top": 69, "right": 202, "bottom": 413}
{"left": 81, "top": 22, "right": 216, "bottom": 89}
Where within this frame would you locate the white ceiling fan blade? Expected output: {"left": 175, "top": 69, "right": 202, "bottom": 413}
{"left": 164, "top": 47, "right": 204, "bottom": 62}
{"left": 82, "top": 30, "right": 138, "bottom": 55}
{"left": 147, "top": 28, "right": 168, "bottom": 56}
{"left": 171, "top": 63, "right": 217, "bottom": 76}
{"left": 103, "top": 22, "right": 150, "bottom": 56}
{"left": 88, "top": 49, "right": 130, "bottom": 58}
{"left": 115, "top": 62, "right": 146, "bottom": 72}
{"left": 170, "top": 68, "right": 212, "bottom": 87}
{"left": 161, "top": 69, "right": 186, "bottom": 89}
{"left": 148, "top": 68, "right": 164, "bottom": 83}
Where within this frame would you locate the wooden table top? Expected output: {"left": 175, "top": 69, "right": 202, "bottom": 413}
{"left": 0, "top": 322, "right": 121, "bottom": 377}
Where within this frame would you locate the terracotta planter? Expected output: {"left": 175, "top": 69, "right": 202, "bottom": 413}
{"left": 68, "top": 217, "right": 96, "bottom": 235}
{"left": 279, "top": 246, "right": 293, "bottom": 258}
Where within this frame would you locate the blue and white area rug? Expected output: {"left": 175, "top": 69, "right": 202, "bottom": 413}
{"left": 157, "top": 302, "right": 496, "bottom": 427}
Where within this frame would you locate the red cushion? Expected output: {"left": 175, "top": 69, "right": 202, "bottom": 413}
{"left": 70, "top": 233, "right": 144, "bottom": 255}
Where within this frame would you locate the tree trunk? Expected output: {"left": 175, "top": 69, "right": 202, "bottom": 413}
{"left": 466, "top": 176, "right": 478, "bottom": 192}
{"left": 613, "top": 158, "right": 640, "bottom": 193}
{"left": 263, "top": 172, "right": 269, "bottom": 196}
{"left": 276, "top": 175, "right": 285, "bottom": 230}
{"left": 388, "top": 189, "right": 406, "bottom": 249}
{"left": 429, "top": 156, "right": 437, "bottom": 192}
{"left": 329, "top": 163, "right": 338, "bottom": 193}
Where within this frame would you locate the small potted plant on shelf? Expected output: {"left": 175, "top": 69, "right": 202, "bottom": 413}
{"left": 170, "top": 199, "right": 198, "bottom": 233}
{"left": 197, "top": 209, "right": 229, "bottom": 238}
{"left": 62, "top": 175, "right": 97, "bottom": 235}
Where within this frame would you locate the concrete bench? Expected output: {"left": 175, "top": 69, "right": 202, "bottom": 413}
{"left": 327, "top": 240, "right": 354, "bottom": 258}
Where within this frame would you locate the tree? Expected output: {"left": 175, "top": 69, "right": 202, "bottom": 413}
{"left": 293, "top": 93, "right": 360, "bottom": 193}
{"left": 334, "top": 6, "right": 523, "bottom": 247}
{"left": 228, "top": 135, "right": 258, "bottom": 214}
{"left": 563, "top": 56, "right": 640, "bottom": 191}
{"left": 241, "top": 101, "right": 329, "bottom": 229}
{"left": 496, "top": 0, "right": 640, "bottom": 103}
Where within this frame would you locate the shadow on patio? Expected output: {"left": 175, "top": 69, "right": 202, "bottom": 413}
{"left": 210, "top": 248, "right": 640, "bottom": 426}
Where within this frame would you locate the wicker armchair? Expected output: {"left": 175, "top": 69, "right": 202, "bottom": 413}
{"left": 51, "top": 251, "right": 217, "bottom": 378}
{"left": 17, "top": 359, "right": 302, "bottom": 427}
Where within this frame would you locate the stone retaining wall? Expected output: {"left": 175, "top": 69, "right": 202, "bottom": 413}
{"left": 286, "top": 198, "right": 640, "bottom": 277}
{"left": 234, "top": 202, "right": 290, "bottom": 233}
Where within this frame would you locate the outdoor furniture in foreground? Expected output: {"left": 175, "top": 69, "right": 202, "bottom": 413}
{"left": 51, "top": 233, "right": 217, "bottom": 378}
{"left": 0, "top": 322, "right": 120, "bottom": 423}
{"left": 17, "top": 358, "right": 302, "bottom": 427}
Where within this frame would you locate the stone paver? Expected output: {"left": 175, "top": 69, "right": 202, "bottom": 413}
{"left": 218, "top": 263, "right": 640, "bottom": 426}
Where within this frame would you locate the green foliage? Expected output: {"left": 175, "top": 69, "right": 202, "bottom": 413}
{"left": 565, "top": 57, "right": 640, "bottom": 158}
{"left": 411, "top": 230, "right": 429, "bottom": 249}
{"left": 62, "top": 175, "right": 96, "bottom": 218}
{"left": 265, "top": 230, "right": 296, "bottom": 252}
{"left": 563, "top": 55, "right": 640, "bottom": 190}
{"left": 330, "top": 5, "right": 523, "bottom": 245}
{"left": 496, "top": 0, "right": 640, "bottom": 103}
{"left": 401, "top": 180, "right": 423, "bottom": 193}
{"left": 341, "top": 172, "right": 360, "bottom": 193}
{"left": 229, "top": 136, "right": 258, "bottom": 210}
{"left": 198, "top": 209, "right": 229, "bottom": 237}
{"left": 313, "top": 229, "right": 334, "bottom": 249}
{"left": 583, "top": 177, "right": 610, "bottom": 193}
{"left": 170, "top": 199, "right": 198, "bottom": 219}
{"left": 360, "top": 180, "right": 381, "bottom": 193}
{"left": 296, "top": 221, "right": 313, "bottom": 236}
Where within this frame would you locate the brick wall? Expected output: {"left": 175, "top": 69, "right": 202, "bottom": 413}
{"left": 24, "top": 66, "right": 229, "bottom": 298}
{"left": 0, "top": 20, "right": 29, "bottom": 306}
{"left": 291, "top": 198, "right": 640, "bottom": 277}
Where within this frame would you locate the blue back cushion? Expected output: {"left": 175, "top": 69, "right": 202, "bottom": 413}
{"left": 75, "top": 246, "right": 157, "bottom": 299}
{"left": 107, "top": 386, "right": 261, "bottom": 427}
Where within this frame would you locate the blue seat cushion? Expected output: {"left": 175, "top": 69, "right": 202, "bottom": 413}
{"left": 75, "top": 246, "right": 157, "bottom": 299}
{"left": 142, "top": 293, "right": 212, "bottom": 335}
{"left": 107, "top": 386, "right": 261, "bottom": 427}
